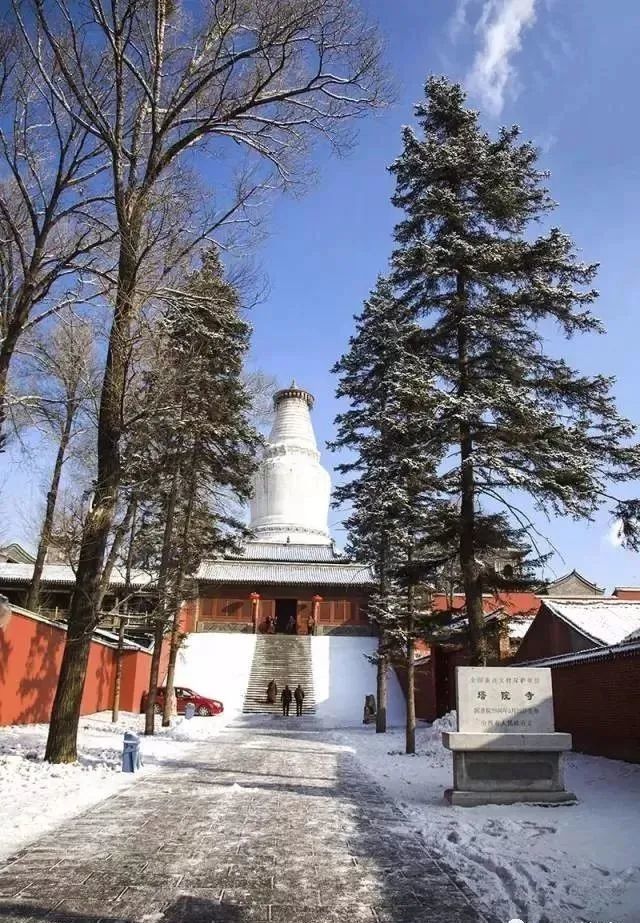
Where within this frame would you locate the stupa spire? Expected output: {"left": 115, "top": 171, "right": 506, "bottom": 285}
{"left": 249, "top": 383, "right": 331, "bottom": 545}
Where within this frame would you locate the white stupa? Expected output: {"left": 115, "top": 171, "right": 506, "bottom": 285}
{"left": 249, "top": 382, "right": 331, "bottom": 545}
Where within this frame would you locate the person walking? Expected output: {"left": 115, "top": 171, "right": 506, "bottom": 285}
{"left": 294, "top": 684, "right": 305, "bottom": 717}
{"left": 266, "top": 679, "right": 278, "bottom": 704}
{"left": 281, "top": 684, "right": 292, "bottom": 717}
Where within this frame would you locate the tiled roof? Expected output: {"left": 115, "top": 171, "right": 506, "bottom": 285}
{"left": 0, "top": 562, "right": 154, "bottom": 589}
{"left": 544, "top": 569, "right": 605, "bottom": 595}
{"left": 518, "top": 639, "right": 640, "bottom": 668}
{"left": 196, "top": 559, "right": 375, "bottom": 587}
{"left": 544, "top": 599, "right": 640, "bottom": 646}
{"left": 612, "top": 587, "right": 640, "bottom": 600}
{"left": 229, "top": 542, "right": 343, "bottom": 563}
{"left": 0, "top": 543, "right": 36, "bottom": 565}
{"left": 432, "top": 591, "right": 540, "bottom": 618}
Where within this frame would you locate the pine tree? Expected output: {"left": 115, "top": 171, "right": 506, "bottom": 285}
{"left": 332, "top": 277, "right": 444, "bottom": 752}
{"left": 390, "top": 77, "right": 638, "bottom": 663}
{"left": 139, "top": 248, "right": 261, "bottom": 732}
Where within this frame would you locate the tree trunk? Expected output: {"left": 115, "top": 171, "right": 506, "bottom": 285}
{"left": 111, "top": 615, "right": 126, "bottom": 723}
{"left": 112, "top": 502, "right": 136, "bottom": 723}
{"left": 45, "top": 227, "right": 141, "bottom": 763}
{"left": 406, "top": 575, "right": 416, "bottom": 754}
{"left": 26, "top": 406, "right": 75, "bottom": 611}
{"left": 0, "top": 320, "right": 22, "bottom": 451}
{"left": 145, "top": 617, "right": 165, "bottom": 735}
{"left": 376, "top": 643, "right": 387, "bottom": 734}
{"left": 456, "top": 273, "right": 486, "bottom": 666}
{"left": 144, "top": 457, "right": 181, "bottom": 735}
{"left": 97, "top": 495, "right": 136, "bottom": 613}
{"left": 162, "top": 461, "right": 196, "bottom": 727}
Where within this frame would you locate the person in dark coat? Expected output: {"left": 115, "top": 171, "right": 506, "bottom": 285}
{"left": 266, "top": 679, "right": 278, "bottom": 704}
{"left": 294, "top": 684, "right": 305, "bottom": 716}
{"left": 281, "top": 684, "right": 292, "bottom": 716}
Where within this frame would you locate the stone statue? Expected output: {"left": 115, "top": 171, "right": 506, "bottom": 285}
{"left": 363, "top": 694, "right": 377, "bottom": 724}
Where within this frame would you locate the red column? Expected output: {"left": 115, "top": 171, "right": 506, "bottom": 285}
{"left": 310, "top": 595, "right": 322, "bottom": 635}
{"left": 249, "top": 592, "right": 261, "bottom": 633}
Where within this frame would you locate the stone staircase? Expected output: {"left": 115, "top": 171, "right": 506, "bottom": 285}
{"left": 243, "top": 635, "right": 316, "bottom": 715}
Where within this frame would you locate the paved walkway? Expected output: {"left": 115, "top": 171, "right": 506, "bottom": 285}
{"left": 0, "top": 720, "right": 486, "bottom": 923}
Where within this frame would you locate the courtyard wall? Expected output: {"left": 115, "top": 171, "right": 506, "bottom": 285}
{"left": 0, "top": 606, "right": 158, "bottom": 725}
{"left": 537, "top": 647, "right": 640, "bottom": 762}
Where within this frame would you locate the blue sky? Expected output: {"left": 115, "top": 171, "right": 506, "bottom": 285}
{"left": 3, "top": 0, "right": 640, "bottom": 589}
{"left": 247, "top": 0, "right": 640, "bottom": 588}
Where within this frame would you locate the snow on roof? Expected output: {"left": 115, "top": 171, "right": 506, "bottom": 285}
{"left": 0, "top": 562, "right": 154, "bottom": 589}
{"left": 196, "top": 559, "right": 376, "bottom": 587}
{"left": 0, "top": 542, "right": 36, "bottom": 565}
{"left": 508, "top": 617, "right": 535, "bottom": 640}
{"left": 544, "top": 598, "right": 640, "bottom": 646}
{"left": 229, "top": 542, "right": 343, "bottom": 563}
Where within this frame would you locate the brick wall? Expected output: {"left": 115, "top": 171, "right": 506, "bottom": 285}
{"left": 550, "top": 652, "right": 640, "bottom": 762}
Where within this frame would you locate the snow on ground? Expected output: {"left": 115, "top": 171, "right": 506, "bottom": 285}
{"left": 173, "top": 632, "right": 256, "bottom": 714}
{"left": 339, "top": 716, "right": 640, "bottom": 923}
{"left": 0, "top": 709, "right": 232, "bottom": 861}
{"left": 311, "top": 636, "right": 406, "bottom": 726}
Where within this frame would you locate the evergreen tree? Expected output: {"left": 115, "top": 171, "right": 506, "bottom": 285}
{"left": 137, "top": 248, "right": 261, "bottom": 732}
{"left": 332, "top": 277, "right": 444, "bottom": 752}
{"left": 389, "top": 77, "right": 638, "bottom": 663}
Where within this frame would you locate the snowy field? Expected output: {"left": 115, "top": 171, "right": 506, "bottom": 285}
{"left": 0, "top": 709, "right": 231, "bottom": 861}
{"left": 339, "top": 716, "right": 640, "bottom": 923}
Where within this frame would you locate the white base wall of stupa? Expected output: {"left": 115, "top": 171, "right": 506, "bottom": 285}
{"left": 172, "top": 633, "right": 406, "bottom": 728}
{"left": 173, "top": 633, "right": 256, "bottom": 717}
{"left": 310, "top": 636, "right": 406, "bottom": 727}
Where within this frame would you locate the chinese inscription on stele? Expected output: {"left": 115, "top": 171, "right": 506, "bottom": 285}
{"left": 457, "top": 666, "right": 555, "bottom": 734}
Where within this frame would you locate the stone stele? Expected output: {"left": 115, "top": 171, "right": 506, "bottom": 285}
{"left": 442, "top": 666, "right": 576, "bottom": 807}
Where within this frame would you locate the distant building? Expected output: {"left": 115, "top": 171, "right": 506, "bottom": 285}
{"left": 0, "top": 543, "right": 35, "bottom": 565}
{"left": 542, "top": 569, "right": 605, "bottom": 597}
{"left": 0, "top": 562, "right": 155, "bottom": 626}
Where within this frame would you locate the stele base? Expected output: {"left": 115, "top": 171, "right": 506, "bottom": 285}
{"left": 442, "top": 731, "right": 577, "bottom": 807}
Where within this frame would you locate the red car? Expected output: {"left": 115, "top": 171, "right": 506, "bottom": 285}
{"left": 141, "top": 686, "right": 223, "bottom": 717}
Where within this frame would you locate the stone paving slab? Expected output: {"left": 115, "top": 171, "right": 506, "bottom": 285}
{"left": 0, "top": 721, "right": 488, "bottom": 923}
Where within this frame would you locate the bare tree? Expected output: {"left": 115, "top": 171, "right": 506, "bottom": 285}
{"left": 13, "top": 0, "right": 385, "bottom": 762}
{"left": 0, "top": 32, "right": 108, "bottom": 447}
{"left": 17, "top": 315, "right": 98, "bottom": 610}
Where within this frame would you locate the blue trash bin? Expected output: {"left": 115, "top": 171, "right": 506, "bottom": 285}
{"left": 122, "top": 731, "right": 142, "bottom": 773}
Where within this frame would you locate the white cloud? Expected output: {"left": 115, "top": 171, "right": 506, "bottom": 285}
{"left": 466, "top": 0, "right": 538, "bottom": 116}
{"left": 449, "top": 0, "right": 475, "bottom": 41}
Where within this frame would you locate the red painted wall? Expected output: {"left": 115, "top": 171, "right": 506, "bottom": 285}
{"left": 550, "top": 653, "right": 640, "bottom": 762}
{"left": 0, "top": 607, "right": 157, "bottom": 726}
{"left": 513, "top": 605, "right": 574, "bottom": 662}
